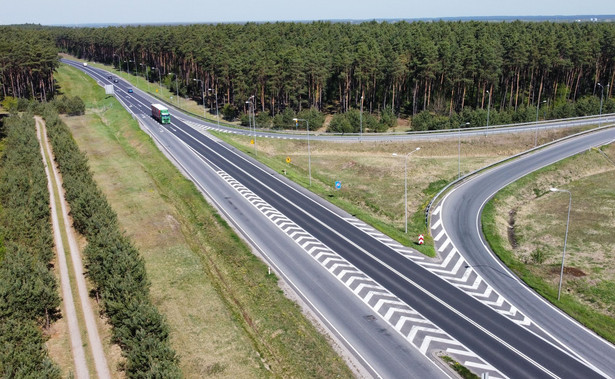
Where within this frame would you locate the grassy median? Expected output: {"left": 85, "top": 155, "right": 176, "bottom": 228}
{"left": 55, "top": 63, "right": 353, "bottom": 378}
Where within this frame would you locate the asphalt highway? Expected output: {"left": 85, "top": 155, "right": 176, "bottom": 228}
{"left": 65, "top": 59, "right": 611, "bottom": 378}
{"left": 440, "top": 126, "right": 615, "bottom": 377}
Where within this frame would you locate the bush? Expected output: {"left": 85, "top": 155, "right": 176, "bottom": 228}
{"left": 0, "top": 318, "right": 61, "bottom": 378}
{"left": 53, "top": 96, "right": 85, "bottom": 116}
{"left": 255, "top": 112, "right": 272, "bottom": 128}
{"left": 1, "top": 97, "right": 18, "bottom": 113}
{"left": 379, "top": 106, "right": 397, "bottom": 129}
{"left": 327, "top": 113, "right": 353, "bottom": 133}
{"left": 221, "top": 103, "right": 239, "bottom": 121}
{"left": 239, "top": 113, "right": 250, "bottom": 127}
{"left": 411, "top": 110, "right": 431, "bottom": 131}
{"left": 296, "top": 107, "right": 325, "bottom": 130}
{"left": 272, "top": 107, "right": 295, "bottom": 129}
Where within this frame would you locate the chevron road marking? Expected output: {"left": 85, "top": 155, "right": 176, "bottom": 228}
{"left": 214, "top": 169, "right": 504, "bottom": 378}
{"left": 341, "top": 204, "right": 543, "bottom": 349}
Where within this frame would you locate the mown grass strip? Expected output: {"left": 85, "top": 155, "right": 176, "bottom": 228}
{"left": 41, "top": 104, "right": 181, "bottom": 378}
{"left": 56, "top": 62, "right": 354, "bottom": 377}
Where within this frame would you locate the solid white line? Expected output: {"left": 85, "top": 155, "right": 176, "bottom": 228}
{"left": 438, "top": 146, "right": 615, "bottom": 376}
{"left": 137, "top": 116, "right": 384, "bottom": 379}
{"left": 137, "top": 120, "right": 382, "bottom": 378}
{"left": 169, "top": 123, "right": 550, "bottom": 378}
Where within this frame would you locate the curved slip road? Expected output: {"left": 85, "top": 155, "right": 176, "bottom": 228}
{"left": 65, "top": 59, "right": 610, "bottom": 378}
{"left": 436, "top": 126, "right": 615, "bottom": 377}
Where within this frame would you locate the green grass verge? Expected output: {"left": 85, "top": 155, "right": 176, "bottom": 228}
{"left": 55, "top": 62, "right": 353, "bottom": 378}
{"left": 69, "top": 55, "right": 232, "bottom": 125}
{"left": 441, "top": 355, "right": 479, "bottom": 379}
{"left": 482, "top": 151, "right": 615, "bottom": 344}
{"left": 212, "top": 131, "right": 438, "bottom": 257}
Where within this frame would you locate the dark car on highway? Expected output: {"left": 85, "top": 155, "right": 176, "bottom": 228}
{"left": 127, "top": 88, "right": 133, "bottom": 93}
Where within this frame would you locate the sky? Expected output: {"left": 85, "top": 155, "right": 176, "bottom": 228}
{"left": 3, "top": 0, "right": 615, "bottom": 25}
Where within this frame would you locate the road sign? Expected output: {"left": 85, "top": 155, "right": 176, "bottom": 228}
{"left": 418, "top": 234, "right": 424, "bottom": 245}
{"left": 335, "top": 181, "right": 341, "bottom": 189}
{"left": 286, "top": 156, "right": 291, "bottom": 163}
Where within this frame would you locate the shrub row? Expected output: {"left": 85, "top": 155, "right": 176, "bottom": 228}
{"left": 411, "top": 96, "right": 615, "bottom": 131}
{"left": 41, "top": 105, "right": 181, "bottom": 378}
{"left": 0, "top": 114, "right": 61, "bottom": 378}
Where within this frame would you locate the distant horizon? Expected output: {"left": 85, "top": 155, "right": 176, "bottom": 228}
{"left": 4, "top": 0, "right": 615, "bottom": 27}
{"left": 7, "top": 14, "right": 615, "bottom": 28}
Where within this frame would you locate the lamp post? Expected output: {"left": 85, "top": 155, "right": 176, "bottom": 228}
{"left": 535, "top": 100, "right": 547, "bottom": 147}
{"left": 458, "top": 122, "right": 470, "bottom": 179}
{"left": 597, "top": 83, "right": 608, "bottom": 127}
{"left": 245, "top": 100, "right": 252, "bottom": 130}
{"left": 550, "top": 187, "right": 572, "bottom": 301}
{"left": 247, "top": 96, "right": 256, "bottom": 156}
{"left": 193, "top": 78, "right": 205, "bottom": 118}
{"left": 209, "top": 88, "right": 220, "bottom": 125}
{"left": 293, "top": 118, "right": 312, "bottom": 186}
{"left": 360, "top": 95, "right": 364, "bottom": 142}
{"left": 393, "top": 148, "right": 421, "bottom": 234}
{"left": 486, "top": 90, "right": 491, "bottom": 128}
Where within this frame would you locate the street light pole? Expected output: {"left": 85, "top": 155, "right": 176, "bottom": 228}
{"left": 486, "top": 90, "right": 491, "bottom": 128}
{"left": 193, "top": 79, "right": 205, "bottom": 118}
{"left": 175, "top": 74, "right": 179, "bottom": 108}
{"left": 458, "top": 122, "right": 470, "bottom": 179}
{"left": 550, "top": 187, "right": 572, "bottom": 301}
{"left": 247, "top": 96, "right": 256, "bottom": 156}
{"left": 293, "top": 118, "right": 312, "bottom": 186}
{"left": 404, "top": 148, "right": 420, "bottom": 234}
{"left": 535, "top": 100, "right": 547, "bottom": 147}
{"left": 209, "top": 88, "right": 220, "bottom": 125}
{"left": 597, "top": 83, "right": 607, "bottom": 127}
{"left": 360, "top": 95, "right": 364, "bottom": 142}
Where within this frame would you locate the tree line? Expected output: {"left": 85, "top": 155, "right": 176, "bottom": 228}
{"left": 54, "top": 20, "right": 615, "bottom": 129}
{"left": 0, "top": 26, "right": 59, "bottom": 101}
{"left": 0, "top": 113, "right": 61, "bottom": 378}
{"left": 42, "top": 105, "right": 181, "bottom": 377}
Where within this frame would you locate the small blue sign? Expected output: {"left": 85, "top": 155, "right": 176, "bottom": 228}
{"left": 335, "top": 181, "right": 342, "bottom": 189}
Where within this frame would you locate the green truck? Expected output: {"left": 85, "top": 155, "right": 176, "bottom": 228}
{"left": 151, "top": 103, "right": 171, "bottom": 124}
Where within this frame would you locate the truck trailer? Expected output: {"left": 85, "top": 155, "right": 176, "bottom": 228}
{"left": 151, "top": 104, "right": 171, "bottom": 124}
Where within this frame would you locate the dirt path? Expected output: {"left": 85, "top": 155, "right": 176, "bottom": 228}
{"left": 36, "top": 116, "right": 111, "bottom": 379}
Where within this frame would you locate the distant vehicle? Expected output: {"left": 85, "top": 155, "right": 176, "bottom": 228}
{"left": 108, "top": 75, "right": 112, "bottom": 79}
{"left": 151, "top": 104, "right": 171, "bottom": 124}
{"left": 127, "top": 88, "right": 133, "bottom": 93}
{"left": 83, "top": 62, "right": 88, "bottom": 66}
{"left": 113, "top": 79, "right": 118, "bottom": 83}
